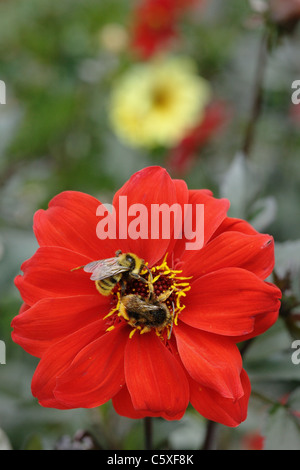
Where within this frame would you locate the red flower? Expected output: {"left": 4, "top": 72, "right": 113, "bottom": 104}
{"left": 131, "top": 0, "right": 178, "bottom": 59}
{"left": 269, "top": 0, "right": 300, "bottom": 29}
{"left": 130, "top": 0, "right": 203, "bottom": 59}
{"left": 241, "top": 432, "right": 265, "bottom": 450}
{"left": 12, "top": 166, "right": 281, "bottom": 426}
{"left": 166, "top": 101, "right": 230, "bottom": 176}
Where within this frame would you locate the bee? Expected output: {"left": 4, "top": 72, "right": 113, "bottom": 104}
{"left": 72, "top": 250, "right": 147, "bottom": 296}
{"left": 119, "top": 272, "right": 174, "bottom": 338}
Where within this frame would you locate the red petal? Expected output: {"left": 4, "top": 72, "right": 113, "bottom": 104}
{"left": 19, "top": 303, "right": 30, "bottom": 314}
{"left": 173, "top": 189, "right": 230, "bottom": 261}
{"left": 166, "top": 101, "right": 229, "bottom": 176}
{"left": 15, "top": 246, "right": 99, "bottom": 306}
{"left": 112, "top": 385, "right": 150, "bottom": 419}
{"left": 33, "top": 191, "right": 120, "bottom": 259}
{"left": 189, "top": 190, "right": 230, "bottom": 245}
{"left": 31, "top": 319, "right": 107, "bottom": 409}
{"left": 181, "top": 231, "right": 275, "bottom": 280}
{"left": 113, "top": 167, "right": 188, "bottom": 267}
{"left": 181, "top": 268, "right": 281, "bottom": 336}
{"left": 233, "top": 303, "right": 279, "bottom": 342}
{"left": 54, "top": 324, "right": 129, "bottom": 408}
{"left": 11, "top": 295, "right": 107, "bottom": 357}
{"left": 189, "top": 369, "right": 251, "bottom": 427}
{"left": 166, "top": 178, "right": 189, "bottom": 257}
{"left": 124, "top": 331, "right": 189, "bottom": 419}
{"left": 212, "top": 216, "right": 259, "bottom": 238}
{"left": 112, "top": 384, "right": 186, "bottom": 420}
{"left": 174, "top": 322, "right": 243, "bottom": 399}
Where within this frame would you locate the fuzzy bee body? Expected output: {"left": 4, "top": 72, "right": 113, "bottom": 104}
{"left": 72, "top": 250, "right": 145, "bottom": 296}
{"left": 119, "top": 294, "right": 171, "bottom": 332}
{"left": 119, "top": 272, "right": 174, "bottom": 336}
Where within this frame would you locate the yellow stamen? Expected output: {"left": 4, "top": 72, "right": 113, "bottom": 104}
{"left": 104, "top": 292, "right": 121, "bottom": 319}
{"left": 103, "top": 307, "right": 118, "bottom": 320}
{"left": 118, "top": 308, "right": 130, "bottom": 321}
{"left": 106, "top": 325, "right": 115, "bottom": 332}
{"left": 129, "top": 328, "right": 137, "bottom": 339}
{"left": 151, "top": 274, "right": 161, "bottom": 284}
{"left": 140, "top": 326, "right": 151, "bottom": 335}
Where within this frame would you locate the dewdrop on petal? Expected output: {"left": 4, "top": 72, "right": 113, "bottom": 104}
{"left": 109, "top": 56, "right": 212, "bottom": 148}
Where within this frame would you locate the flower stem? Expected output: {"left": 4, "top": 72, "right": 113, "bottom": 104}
{"left": 202, "top": 420, "right": 219, "bottom": 450}
{"left": 144, "top": 417, "right": 153, "bottom": 450}
{"left": 241, "top": 28, "right": 271, "bottom": 158}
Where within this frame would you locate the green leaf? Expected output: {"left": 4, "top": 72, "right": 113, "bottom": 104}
{"left": 0, "top": 428, "right": 12, "bottom": 450}
{"left": 0, "top": 228, "right": 38, "bottom": 296}
{"left": 248, "top": 196, "right": 277, "bottom": 232}
{"left": 264, "top": 406, "right": 300, "bottom": 450}
{"left": 219, "top": 152, "right": 264, "bottom": 219}
{"left": 286, "top": 387, "right": 300, "bottom": 413}
{"left": 274, "top": 240, "right": 300, "bottom": 300}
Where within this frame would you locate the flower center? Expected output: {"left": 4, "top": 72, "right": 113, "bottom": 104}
{"left": 102, "top": 253, "right": 191, "bottom": 340}
{"left": 151, "top": 85, "right": 172, "bottom": 111}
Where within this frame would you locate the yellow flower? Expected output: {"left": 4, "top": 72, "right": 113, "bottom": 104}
{"left": 109, "top": 57, "right": 212, "bottom": 148}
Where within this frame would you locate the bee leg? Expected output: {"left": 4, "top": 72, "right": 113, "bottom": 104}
{"left": 145, "top": 270, "right": 156, "bottom": 301}
{"left": 130, "top": 272, "right": 142, "bottom": 281}
{"left": 157, "top": 289, "right": 174, "bottom": 303}
{"left": 70, "top": 265, "right": 84, "bottom": 272}
{"left": 115, "top": 250, "right": 122, "bottom": 257}
{"left": 130, "top": 270, "right": 152, "bottom": 290}
{"left": 118, "top": 302, "right": 130, "bottom": 321}
{"left": 119, "top": 278, "right": 127, "bottom": 296}
{"left": 140, "top": 325, "right": 152, "bottom": 335}
{"left": 167, "top": 302, "right": 175, "bottom": 340}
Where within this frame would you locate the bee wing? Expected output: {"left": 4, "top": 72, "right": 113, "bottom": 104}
{"left": 83, "top": 257, "right": 128, "bottom": 281}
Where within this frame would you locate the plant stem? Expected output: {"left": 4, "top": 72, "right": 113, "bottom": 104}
{"left": 202, "top": 420, "right": 219, "bottom": 450}
{"left": 201, "top": 339, "right": 256, "bottom": 450}
{"left": 144, "top": 417, "right": 153, "bottom": 450}
{"left": 241, "top": 29, "right": 270, "bottom": 157}
{"left": 239, "top": 337, "right": 255, "bottom": 357}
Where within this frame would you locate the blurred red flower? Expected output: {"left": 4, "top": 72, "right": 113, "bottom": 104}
{"left": 130, "top": 0, "right": 204, "bottom": 59}
{"left": 269, "top": 0, "right": 300, "bottom": 30}
{"left": 242, "top": 432, "right": 265, "bottom": 450}
{"left": 290, "top": 102, "right": 300, "bottom": 127}
{"left": 166, "top": 101, "right": 230, "bottom": 175}
{"left": 12, "top": 166, "right": 281, "bottom": 426}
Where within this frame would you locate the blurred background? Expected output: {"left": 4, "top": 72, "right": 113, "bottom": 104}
{"left": 0, "top": 0, "right": 300, "bottom": 450}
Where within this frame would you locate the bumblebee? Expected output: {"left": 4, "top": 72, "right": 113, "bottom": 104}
{"left": 119, "top": 272, "right": 174, "bottom": 337}
{"left": 72, "top": 250, "right": 146, "bottom": 296}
